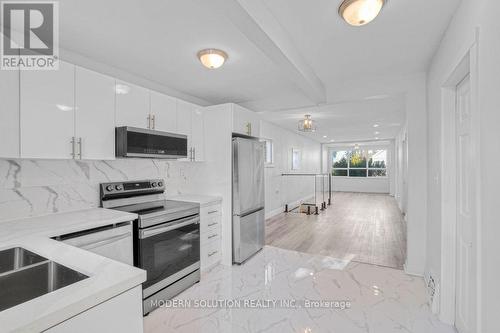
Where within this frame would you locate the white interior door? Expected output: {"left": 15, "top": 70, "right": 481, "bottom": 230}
{"left": 455, "top": 75, "right": 476, "bottom": 333}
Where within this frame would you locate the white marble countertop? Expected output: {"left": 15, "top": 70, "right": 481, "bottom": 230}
{"left": 168, "top": 194, "right": 222, "bottom": 207}
{"left": 0, "top": 208, "right": 146, "bottom": 333}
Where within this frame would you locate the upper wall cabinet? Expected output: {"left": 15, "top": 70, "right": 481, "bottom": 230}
{"left": 150, "top": 90, "right": 177, "bottom": 133}
{"left": 0, "top": 64, "right": 20, "bottom": 158}
{"left": 75, "top": 67, "right": 116, "bottom": 160}
{"left": 20, "top": 61, "right": 76, "bottom": 159}
{"left": 177, "top": 100, "right": 205, "bottom": 162}
{"left": 232, "top": 104, "right": 261, "bottom": 138}
{"left": 20, "top": 62, "right": 116, "bottom": 160}
{"left": 115, "top": 80, "right": 150, "bottom": 129}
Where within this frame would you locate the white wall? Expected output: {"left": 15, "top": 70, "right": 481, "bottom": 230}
{"left": 332, "top": 178, "right": 389, "bottom": 194}
{"left": 261, "top": 121, "right": 321, "bottom": 218}
{"left": 427, "top": 0, "right": 500, "bottom": 331}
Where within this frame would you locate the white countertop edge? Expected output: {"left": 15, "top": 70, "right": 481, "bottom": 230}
{"left": 0, "top": 208, "right": 146, "bottom": 332}
{"left": 168, "top": 194, "right": 222, "bottom": 207}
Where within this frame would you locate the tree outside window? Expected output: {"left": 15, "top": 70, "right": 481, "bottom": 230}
{"left": 331, "top": 149, "right": 387, "bottom": 178}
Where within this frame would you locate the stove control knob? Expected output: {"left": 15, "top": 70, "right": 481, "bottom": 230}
{"left": 106, "top": 185, "right": 114, "bottom": 192}
{"left": 158, "top": 181, "right": 163, "bottom": 187}
{"left": 151, "top": 182, "right": 157, "bottom": 187}
{"left": 115, "top": 185, "right": 123, "bottom": 191}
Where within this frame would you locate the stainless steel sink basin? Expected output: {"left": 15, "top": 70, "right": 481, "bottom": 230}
{"left": 0, "top": 247, "right": 47, "bottom": 274}
{"left": 0, "top": 247, "right": 88, "bottom": 312}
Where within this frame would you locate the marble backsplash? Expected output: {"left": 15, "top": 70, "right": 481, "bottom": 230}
{"left": 0, "top": 158, "right": 208, "bottom": 222}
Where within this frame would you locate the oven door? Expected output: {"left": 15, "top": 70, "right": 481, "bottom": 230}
{"left": 137, "top": 214, "right": 200, "bottom": 298}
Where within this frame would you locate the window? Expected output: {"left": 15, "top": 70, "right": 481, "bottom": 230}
{"left": 263, "top": 139, "right": 274, "bottom": 166}
{"left": 331, "top": 149, "right": 387, "bottom": 178}
{"left": 291, "top": 148, "right": 301, "bottom": 170}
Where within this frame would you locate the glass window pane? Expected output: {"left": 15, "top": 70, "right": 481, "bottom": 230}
{"left": 349, "top": 169, "right": 367, "bottom": 177}
{"left": 264, "top": 140, "right": 273, "bottom": 164}
{"left": 368, "top": 149, "right": 387, "bottom": 168}
{"left": 332, "top": 151, "right": 348, "bottom": 168}
{"left": 333, "top": 169, "right": 348, "bottom": 176}
{"left": 349, "top": 150, "right": 367, "bottom": 168}
{"left": 368, "top": 169, "right": 387, "bottom": 177}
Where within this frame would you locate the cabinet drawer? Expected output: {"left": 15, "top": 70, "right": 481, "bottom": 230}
{"left": 201, "top": 223, "right": 221, "bottom": 245}
{"left": 201, "top": 238, "right": 221, "bottom": 270}
{"left": 201, "top": 204, "right": 221, "bottom": 217}
{"left": 201, "top": 214, "right": 221, "bottom": 235}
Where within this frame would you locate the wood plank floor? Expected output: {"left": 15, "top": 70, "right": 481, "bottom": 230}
{"left": 265, "top": 192, "right": 407, "bottom": 269}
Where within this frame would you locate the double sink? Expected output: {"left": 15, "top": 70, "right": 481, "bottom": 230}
{"left": 0, "top": 247, "right": 88, "bottom": 312}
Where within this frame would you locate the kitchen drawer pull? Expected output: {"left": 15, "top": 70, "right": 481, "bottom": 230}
{"left": 208, "top": 250, "right": 218, "bottom": 257}
{"left": 208, "top": 210, "right": 219, "bottom": 214}
{"left": 208, "top": 222, "right": 218, "bottom": 227}
{"left": 208, "top": 234, "right": 218, "bottom": 239}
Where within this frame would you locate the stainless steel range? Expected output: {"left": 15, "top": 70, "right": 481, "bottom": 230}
{"left": 100, "top": 179, "right": 200, "bottom": 315}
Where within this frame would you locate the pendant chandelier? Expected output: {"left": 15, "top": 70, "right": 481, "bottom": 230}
{"left": 298, "top": 114, "right": 317, "bottom": 132}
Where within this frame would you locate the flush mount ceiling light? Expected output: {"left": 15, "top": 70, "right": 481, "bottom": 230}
{"left": 298, "top": 114, "right": 317, "bottom": 132}
{"left": 197, "top": 49, "right": 228, "bottom": 69}
{"left": 339, "top": 0, "right": 386, "bottom": 26}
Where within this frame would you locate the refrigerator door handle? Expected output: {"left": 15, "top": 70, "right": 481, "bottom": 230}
{"left": 238, "top": 206, "right": 265, "bottom": 218}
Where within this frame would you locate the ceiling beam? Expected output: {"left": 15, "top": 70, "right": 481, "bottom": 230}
{"left": 196, "top": 0, "right": 326, "bottom": 104}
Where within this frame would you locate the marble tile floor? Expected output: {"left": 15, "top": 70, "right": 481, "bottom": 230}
{"left": 144, "top": 246, "right": 454, "bottom": 333}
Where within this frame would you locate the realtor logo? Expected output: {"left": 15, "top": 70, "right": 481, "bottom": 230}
{"left": 1, "top": 1, "right": 59, "bottom": 70}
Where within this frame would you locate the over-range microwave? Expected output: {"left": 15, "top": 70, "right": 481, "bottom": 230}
{"left": 115, "top": 126, "right": 188, "bottom": 159}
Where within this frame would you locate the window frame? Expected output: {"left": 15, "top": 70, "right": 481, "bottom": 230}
{"left": 329, "top": 148, "right": 388, "bottom": 178}
{"left": 262, "top": 138, "right": 274, "bottom": 167}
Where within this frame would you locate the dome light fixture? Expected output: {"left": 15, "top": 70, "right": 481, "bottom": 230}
{"left": 298, "top": 114, "right": 317, "bottom": 132}
{"left": 339, "top": 0, "right": 386, "bottom": 27}
{"left": 197, "top": 49, "right": 228, "bottom": 69}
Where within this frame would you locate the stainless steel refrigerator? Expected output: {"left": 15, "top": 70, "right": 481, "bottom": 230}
{"left": 232, "top": 137, "right": 265, "bottom": 264}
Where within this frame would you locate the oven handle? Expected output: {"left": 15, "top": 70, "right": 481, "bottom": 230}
{"left": 139, "top": 216, "right": 200, "bottom": 239}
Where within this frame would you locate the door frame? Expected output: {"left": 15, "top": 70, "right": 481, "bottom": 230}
{"left": 440, "top": 28, "right": 482, "bottom": 332}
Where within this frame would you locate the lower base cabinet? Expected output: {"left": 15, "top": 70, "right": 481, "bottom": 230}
{"left": 45, "top": 286, "right": 143, "bottom": 333}
{"left": 200, "top": 202, "right": 222, "bottom": 271}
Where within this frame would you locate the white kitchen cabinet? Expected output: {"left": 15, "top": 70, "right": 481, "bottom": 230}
{"left": 150, "top": 90, "right": 177, "bottom": 132}
{"left": 75, "top": 66, "right": 116, "bottom": 160}
{"left": 232, "top": 104, "right": 260, "bottom": 138}
{"left": 115, "top": 80, "right": 150, "bottom": 129}
{"left": 45, "top": 286, "right": 143, "bottom": 333}
{"left": 0, "top": 64, "right": 20, "bottom": 158}
{"left": 177, "top": 99, "right": 205, "bottom": 161}
{"left": 20, "top": 61, "right": 75, "bottom": 159}
{"left": 200, "top": 202, "right": 222, "bottom": 270}
{"left": 191, "top": 108, "right": 205, "bottom": 161}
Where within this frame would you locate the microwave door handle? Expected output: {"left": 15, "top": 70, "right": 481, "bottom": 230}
{"left": 140, "top": 217, "right": 200, "bottom": 239}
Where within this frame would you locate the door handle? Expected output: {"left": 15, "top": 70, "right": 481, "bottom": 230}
{"left": 147, "top": 114, "right": 151, "bottom": 129}
{"left": 152, "top": 114, "right": 156, "bottom": 129}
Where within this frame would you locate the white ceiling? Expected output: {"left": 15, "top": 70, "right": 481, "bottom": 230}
{"left": 56, "top": 0, "right": 460, "bottom": 142}
{"left": 260, "top": 94, "right": 406, "bottom": 143}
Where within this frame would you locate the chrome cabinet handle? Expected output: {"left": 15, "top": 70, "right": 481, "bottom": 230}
{"left": 208, "top": 210, "right": 218, "bottom": 215}
{"left": 208, "top": 250, "right": 218, "bottom": 257}
{"left": 208, "top": 222, "right": 218, "bottom": 227}
{"left": 208, "top": 234, "right": 218, "bottom": 239}
{"left": 152, "top": 114, "right": 156, "bottom": 129}
{"left": 192, "top": 147, "right": 196, "bottom": 161}
{"left": 70, "top": 137, "right": 76, "bottom": 158}
{"left": 147, "top": 114, "right": 151, "bottom": 129}
{"left": 77, "top": 137, "right": 82, "bottom": 159}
